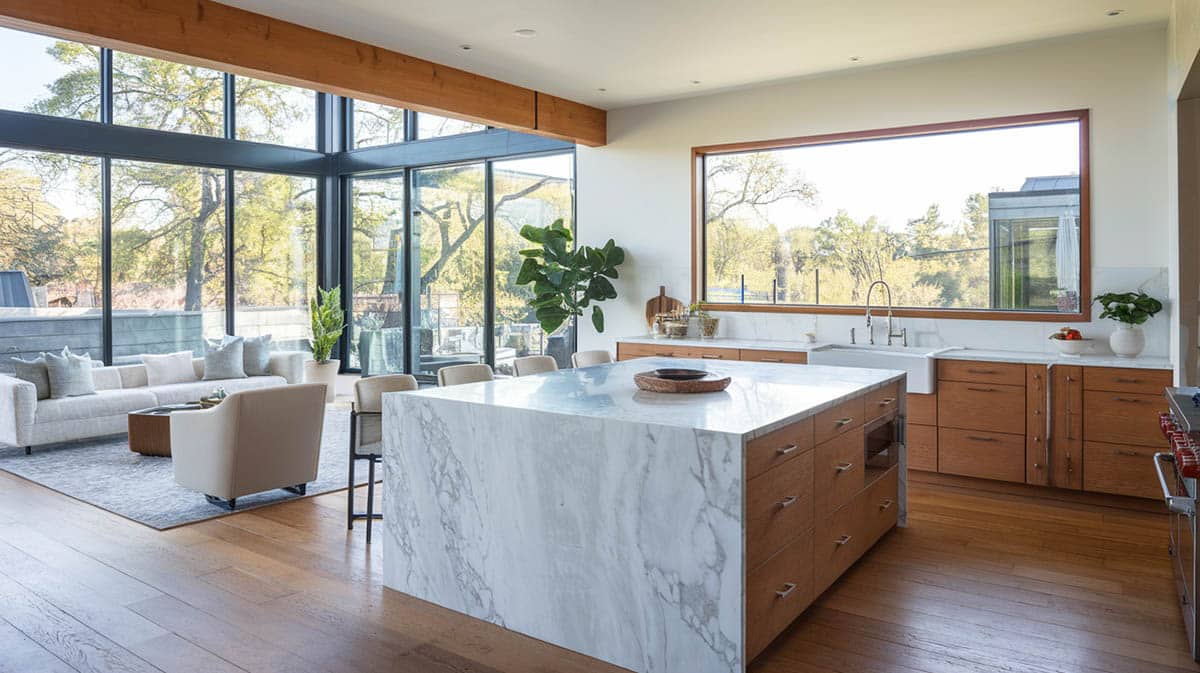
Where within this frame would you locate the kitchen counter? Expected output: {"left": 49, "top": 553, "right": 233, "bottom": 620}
{"left": 618, "top": 335, "right": 831, "bottom": 352}
{"left": 381, "top": 358, "right": 907, "bottom": 673}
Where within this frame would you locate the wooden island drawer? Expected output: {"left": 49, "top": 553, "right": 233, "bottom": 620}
{"left": 746, "top": 452, "right": 814, "bottom": 569}
{"left": 814, "top": 395, "right": 866, "bottom": 445}
{"left": 862, "top": 466, "right": 900, "bottom": 542}
{"left": 1082, "top": 442, "right": 1160, "bottom": 499}
{"left": 906, "top": 393, "right": 937, "bottom": 426}
{"left": 1083, "top": 391, "right": 1167, "bottom": 446}
{"left": 937, "top": 428, "right": 1025, "bottom": 483}
{"left": 1083, "top": 367, "right": 1172, "bottom": 395}
{"left": 937, "top": 381, "right": 1026, "bottom": 434}
{"left": 815, "top": 427, "right": 865, "bottom": 517}
{"left": 938, "top": 359, "right": 1026, "bottom": 386}
{"left": 746, "top": 533, "right": 814, "bottom": 660}
{"left": 814, "top": 492, "right": 865, "bottom": 595}
{"left": 746, "top": 418, "right": 814, "bottom": 479}
{"left": 740, "top": 349, "right": 807, "bottom": 364}
{"left": 907, "top": 424, "right": 937, "bottom": 472}
{"left": 865, "top": 382, "right": 900, "bottom": 421}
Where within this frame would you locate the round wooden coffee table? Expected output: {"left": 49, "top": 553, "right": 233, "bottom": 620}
{"left": 127, "top": 404, "right": 203, "bottom": 457}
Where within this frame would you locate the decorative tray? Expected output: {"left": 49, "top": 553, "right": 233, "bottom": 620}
{"left": 633, "top": 369, "right": 732, "bottom": 394}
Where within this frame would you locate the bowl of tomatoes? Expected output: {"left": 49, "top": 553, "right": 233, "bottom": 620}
{"left": 1049, "top": 327, "right": 1093, "bottom": 356}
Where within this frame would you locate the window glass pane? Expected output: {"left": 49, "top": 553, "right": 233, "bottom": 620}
{"left": 703, "top": 120, "right": 1082, "bottom": 312}
{"left": 233, "top": 171, "right": 316, "bottom": 351}
{"left": 111, "top": 160, "right": 226, "bottom": 360}
{"left": 0, "top": 149, "right": 102, "bottom": 369}
{"left": 417, "top": 112, "right": 485, "bottom": 139}
{"left": 349, "top": 175, "right": 406, "bottom": 374}
{"left": 493, "top": 154, "right": 574, "bottom": 373}
{"left": 0, "top": 27, "right": 100, "bottom": 121}
{"left": 353, "top": 100, "right": 406, "bottom": 148}
{"left": 235, "top": 77, "right": 316, "bottom": 148}
{"left": 413, "top": 164, "right": 486, "bottom": 376}
{"left": 113, "top": 52, "right": 224, "bottom": 136}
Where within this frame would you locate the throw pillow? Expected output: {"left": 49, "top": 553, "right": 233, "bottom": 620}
{"left": 8, "top": 356, "right": 50, "bottom": 400}
{"left": 235, "top": 334, "right": 273, "bottom": 376}
{"left": 44, "top": 347, "right": 97, "bottom": 399}
{"left": 142, "top": 351, "right": 198, "bottom": 387}
{"left": 204, "top": 337, "right": 246, "bottom": 380}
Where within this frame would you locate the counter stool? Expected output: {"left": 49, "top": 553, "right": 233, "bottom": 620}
{"left": 349, "top": 374, "right": 417, "bottom": 543}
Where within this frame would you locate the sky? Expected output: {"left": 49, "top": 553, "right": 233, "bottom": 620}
{"left": 719, "top": 121, "right": 1080, "bottom": 232}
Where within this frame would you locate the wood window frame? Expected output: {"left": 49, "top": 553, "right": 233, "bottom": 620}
{"left": 690, "top": 109, "right": 1091, "bottom": 322}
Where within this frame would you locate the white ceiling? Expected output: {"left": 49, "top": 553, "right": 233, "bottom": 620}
{"left": 221, "top": 0, "right": 1169, "bottom": 109}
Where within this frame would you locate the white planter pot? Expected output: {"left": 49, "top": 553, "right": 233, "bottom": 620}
{"left": 304, "top": 359, "right": 340, "bottom": 402}
{"left": 1108, "top": 325, "right": 1145, "bottom": 359}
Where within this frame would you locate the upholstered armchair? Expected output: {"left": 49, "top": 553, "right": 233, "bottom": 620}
{"left": 171, "top": 383, "right": 327, "bottom": 510}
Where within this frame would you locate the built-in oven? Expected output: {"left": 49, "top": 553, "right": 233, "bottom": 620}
{"left": 1157, "top": 388, "right": 1200, "bottom": 662}
{"left": 864, "top": 409, "right": 901, "bottom": 473}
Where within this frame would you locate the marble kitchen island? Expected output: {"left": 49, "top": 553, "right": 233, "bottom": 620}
{"left": 382, "top": 358, "right": 907, "bottom": 673}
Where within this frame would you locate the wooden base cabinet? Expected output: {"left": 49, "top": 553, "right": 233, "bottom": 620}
{"left": 1050, "top": 365, "right": 1083, "bottom": 490}
{"left": 1081, "top": 441, "right": 1161, "bottom": 499}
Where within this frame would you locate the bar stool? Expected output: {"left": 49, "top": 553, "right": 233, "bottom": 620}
{"left": 571, "top": 349, "right": 613, "bottom": 368}
{"left": 437, "top": 363, "right": 494, "bottom": 386}
{"left": 513, "top": 355, "right": 558, "bottom": 376}
{"left": 348, "top": 374, "right": 417, "bottom": 543}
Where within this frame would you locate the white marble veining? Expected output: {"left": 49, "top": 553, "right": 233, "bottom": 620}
{"left": 381, "top": 360, "right": 906, "bottom": 673}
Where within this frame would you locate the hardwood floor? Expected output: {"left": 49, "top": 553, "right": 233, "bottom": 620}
{"left": 0, "top": 468, "right": 1194, "bottom": 673}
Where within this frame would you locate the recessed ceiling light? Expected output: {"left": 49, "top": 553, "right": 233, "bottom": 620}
{"left": 513, "top": 28, "right": 537, "bottom": 38}
{"left": 459, "top": 44, "right": 473, "bottom": 50}
{"left": 596, "top": 87, "right": 607, "bottom": 92}
{"left": 690, "top": 80, "right": 701, "bottom": 85}
{"left": 849, "top": 56, "right": 863, "bottom": 62}
{"left": 1106, "top": 9, "right": 1124, "bottom": 16}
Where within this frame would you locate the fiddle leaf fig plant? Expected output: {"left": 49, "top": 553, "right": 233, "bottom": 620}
{"left": 516, "top": 218, "right": 625, "bottom": 334}
{"left": 1094, "top": 291, "right": 1163, "bottom": 325}
{"left": 309, "top": 285, "right": 346, "bottom": 364}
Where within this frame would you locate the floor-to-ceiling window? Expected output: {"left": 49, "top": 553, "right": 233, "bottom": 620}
{"left": 348, "top": 174, "right": 407, "bottom": 374}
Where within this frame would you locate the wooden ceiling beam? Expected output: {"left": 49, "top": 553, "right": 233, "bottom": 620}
{"left": 0, "top": 0, "right": 607, "bottom": 146}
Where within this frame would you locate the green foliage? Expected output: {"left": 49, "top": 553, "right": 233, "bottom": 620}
{"left": 515, "top": 219, "right": 624, "bottom": 334}
{"left": 309, "top": 286, "right": 346, "bottom": 363}
{"left": 1095, "top": 292, "right": 1163, "bottom": 325}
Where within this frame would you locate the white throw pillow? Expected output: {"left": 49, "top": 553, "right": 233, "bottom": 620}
{"left": 142, "top": 351, "right": 199, "bottom": 387}
{"left": 44, "top": 347, "right": 97, "bottom": 399}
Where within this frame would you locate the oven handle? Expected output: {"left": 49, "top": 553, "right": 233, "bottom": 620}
{"left": 1154, "top": 452, "right": 1197, "bottom": 516}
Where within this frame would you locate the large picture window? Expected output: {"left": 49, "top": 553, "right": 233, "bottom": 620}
{"left": 696, "top": 111, "right": 1089, "bottom": 319}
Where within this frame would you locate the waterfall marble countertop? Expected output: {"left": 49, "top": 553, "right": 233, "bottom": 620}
{"left": 399, "top": 356, "right": 905, "bottom": 439}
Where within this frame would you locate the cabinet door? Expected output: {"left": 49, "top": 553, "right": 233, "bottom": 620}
{"left": 740, "top": 349, "right": 807, "bottom": 364}
{"left": 1082, "top": 442, "right": 1160, "bottom": 499}
{"left": 1025, "top": 365, "right": 1050, "bottom": 486}
{"left": 937, "top": 381, "right": 1026, "bottom": 434}
{"left": 1050, "top": 365, "right": 1082, "bottom": 490}
{"left": 1083, "top": 391, "right": 1168, "bottom": 447}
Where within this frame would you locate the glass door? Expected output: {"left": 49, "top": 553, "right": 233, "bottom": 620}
{"left": 349, "top": 174, "right": 407, "bottom": 374}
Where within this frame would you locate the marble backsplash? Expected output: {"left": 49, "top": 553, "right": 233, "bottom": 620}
{"left": 709, "top": 266, "right": 1170, "bottom": 358}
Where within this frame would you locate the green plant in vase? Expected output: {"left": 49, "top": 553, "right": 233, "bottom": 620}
{"left": 1094, "top": 291, "right": 1162, "bottom": 358}
{"left": 306, "top": 285, "right": 346, "bottom": 401}
{"left": 516, "top": 218, "right": 625, "bottom": 334}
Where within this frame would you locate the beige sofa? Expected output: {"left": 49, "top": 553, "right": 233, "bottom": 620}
{"left": 171, "top": 384, "right": 327, "bottom": 510}
{"left": 0, "top": 352, "right": 305, "bottom": 452}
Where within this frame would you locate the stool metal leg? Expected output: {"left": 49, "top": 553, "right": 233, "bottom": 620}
{"left": 366, "top": 456, "right": 376, "bottom": 544}
{"left": 348, "top": 410, "right": 357, "bottom": 530}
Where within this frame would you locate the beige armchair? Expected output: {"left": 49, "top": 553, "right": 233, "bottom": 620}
{"left": 171, "top": 384, "right": 327, "bottom": 510}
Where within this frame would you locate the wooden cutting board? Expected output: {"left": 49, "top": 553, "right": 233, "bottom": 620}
{"left": 645, "top": 286, "right": 684, "bottom": 327}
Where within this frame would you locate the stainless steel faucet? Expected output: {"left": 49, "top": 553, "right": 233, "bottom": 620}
{"left": 864, "top": 280, "right": 907, "bottom": 346}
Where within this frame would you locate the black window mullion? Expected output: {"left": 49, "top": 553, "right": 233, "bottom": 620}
{"left": 225, "top": 168, "right": 235, "bottom": 336}
{"left": 483, "top": 160, "right": 495, "bottom": 368}
{"left": 404, "top": 167, "right": 417, "bottom": 377}
{"left": 100, "top": 48, "right": 113, "bottom": 364}
{"left": 224, "top": 73, "right": 235, "bottom": 140}
{"left": 404, "top": 110, "right": 417, "bottom": 142}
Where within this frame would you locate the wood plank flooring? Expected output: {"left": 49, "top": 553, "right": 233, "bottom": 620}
{"left": 0, "top": 467, "right": 1194, "bottom": 673}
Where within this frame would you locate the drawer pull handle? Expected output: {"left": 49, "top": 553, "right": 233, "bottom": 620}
{"left": 1113, "top": 448, "right": 1144, "bottom": 457}
{"left": 835, "top": 535, "right": 853, "bottom": 546}
{"left": 760, "top": 357, "right": 783, "bottom": 363}
{"left": 1113, "top": 397, "right": 1144, "bottom": 404}
{"left": 701, "top": 354, "right": 721, "bottom": 359}
{"left": 775, "top": 582, "right": 797, "bottom": 599}
{"left": 966, "top": 386, "right": 997, "bottom": 393}
{"left": 654, "top": 352, "right": 671, "bottom": 357}
{"left": 835, "top": 417, "right": 855, "bottom": 427}
{"left": 776, "top": 444, "right": 798, "bottom": 455}
{"left": 966, "top": 435, "right": 998, "bottom": 443}
{"left": 835, "top": 462, "right": 855, "bottom": 473}
{"left": 879, "top": 499, "right": 894, "bottom": 511}
{"left": 1115, "top": 377, "right": 1141, "bottom": 384}
{"left": 967, "top": 368, "right": 997, "bottom": 374}
{"left": 878, "top": 397, "right": 896, "bottom": 406}
{"left": 778, "top": 495, "right": 798, "bottom": 509}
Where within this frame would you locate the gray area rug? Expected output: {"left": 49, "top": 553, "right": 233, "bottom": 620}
{"left": 0, "top": 404, "right": 373, "bottom": 529}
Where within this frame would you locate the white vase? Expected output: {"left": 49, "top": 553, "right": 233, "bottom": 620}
{"left": 303, "top": 359, "right": 340, "bottom": 402}
{"left": 1108, "top": 325, "right": 1145, "bottom": 358}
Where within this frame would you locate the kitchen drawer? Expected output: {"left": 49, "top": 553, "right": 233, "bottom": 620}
{"left": 865, "top": 381, "right": 901, "bottom": 422}
{"left": 814, "top": 394, "right": 866, "bottom": 445}
{"left": 746, "top": 451, "right": 814, "bottom": 570}
{"left": 937, "top": 381, "right": 1026, "bottom": 434}
{"left": 937, "top": 427, "right": 1026, "bottom": 483}
{"left": 814, "top": 489, "right": 864, "bottom": 596}
{"left": 691, "top": 346, "right": 739, "bottom": 361}
{"left": 938, "top": 359, "right": 1026, "bottom": 386}
{"left": 862, "top": 466, "right": 900, "bottom": 543}
{"left": 907, "top": 393, "right": 937, "bottom": 426}
{"left": 616, "top": 342, "right": 689, "bottom": 360}
{"left": 1026, "top": 364, "right": 1050, "bottom": 487}
{"left": 907, "top": 423, "right": 937, "bottom": 472}
{"left": 815, "top": 426, "right": 865, "bottom": 518}
{"left": 1083, "top": 367, "right": 1172, "bottom": 395}
{"left": 746, "top": 417, "right": 814, "bottom": 480}
{"left": 740, "top": 349, "right": 807, "bottom": 364}
{"left": 1083, "top": 391, "right": 1167, "bottom": 447}
{"left": 1082, "top": 441, "right": 1160, "bottom": 499}
{"left": 746, "top": 532, "right": 814, "bottom": 661}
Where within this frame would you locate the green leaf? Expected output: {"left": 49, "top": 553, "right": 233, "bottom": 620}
{"left": 516, "top": 257, "right": 541, "bottom": 285}
{"left": 520, "top": 225, "right": 547, "bottom": 244}
{"left": 518, "top": 248, "right": 543, "bottom": 258}
{"left": 591, "top": 305, "right": 604, "bottom": 332}
{"left": 536, "top": 305, "right": 569, "bottom": 334}
{"left": 606, "top": 245, "right": 625, "bottom": 267}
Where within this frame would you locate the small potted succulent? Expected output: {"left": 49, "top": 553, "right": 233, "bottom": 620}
{"left": 689, "top": 303, "right": 720, "bottom": 339}
{"left": 1094, "top": 291, "right": 1163, "bottom": 358}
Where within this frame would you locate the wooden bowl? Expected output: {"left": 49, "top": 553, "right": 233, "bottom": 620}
{"left": 634, "top": 371, "right": 732, "bottom": 393}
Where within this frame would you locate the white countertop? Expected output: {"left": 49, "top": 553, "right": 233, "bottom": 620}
{"left": 396, "top": 357, "right": 904, "bottom": 438}
{"left": 617, "top": 336, "right": 1173, "bottom": 370}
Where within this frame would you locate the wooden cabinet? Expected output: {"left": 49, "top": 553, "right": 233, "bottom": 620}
{"left": 1082, "top": 441, "right": 1161, "bottom": 499}
{"left": 1082, "top": 391, "right": 1166, "bottom": 446}
{"left": 937, "top": 427, "right": 1026, "bottom": 482}
{"left": 865, "top": 382, "right": 900, "bottom": 422}
{"left": 747, "top": 450, "right": 814, "bottom": 569}
{"left": 692, "top": 346, "right": 739, "bottom": 361}
{"left": 937, "top": 381, "right": 1026, "bottom": 435}
{"left": 938, "top": 360, "right": 1026, "bottom": 386}
{"left": 814, "top": 465, "right": 898, "bottom": 595}
{"left": 907, "top": 393, "right": 937, "bottom": 426}
{"left": 746, "top": 417, "right": 814, "bottom": 480}
{"left": 814, "top": 395, "right": 865, "bottom": 445}
{"left": 1025, "top": 365, "right": 1049, "bottom": 486}
{"left": 746, "top": 534, "right": 813, "bottom": 660}
{"left": 615, "top": 341, "right": 807, "bottom": 365}
{"left": 815, "top": 427, "right": 865, "bottom": 518}
{"left": 740, "top": 349, "right": 807, "bottom": 364}
{"left": 1050, "top": 365, "right": 1083, "bottom": 489}
{"left": 906, "top": 423, "right": 937, "bottom": 472}
{"left": 616, "top": 342, "right": 695, "bottom": 360}
{"left": 1083, "top": 367, "right": 1172, "bottom": 396}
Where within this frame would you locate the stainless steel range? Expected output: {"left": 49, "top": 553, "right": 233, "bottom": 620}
{"left": 1157, "top": 387, "right": 1200, "bottom": 661}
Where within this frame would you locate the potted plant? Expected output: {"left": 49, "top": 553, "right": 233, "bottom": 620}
{"left": 306, "top": 285, "right": 346, "bottom": 401}
{"left": 689, "top": 302, "right": 720, "bottom": 339}
{"left": 515, "top": 218, "right": 625, "bottom": 334}
{"left": 1094, "top": 291, "right": 1163, "bottom": 358}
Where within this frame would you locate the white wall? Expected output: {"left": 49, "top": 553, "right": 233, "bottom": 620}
{"left": 576, "top": 25, "right": 1172, "bottom": 361}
